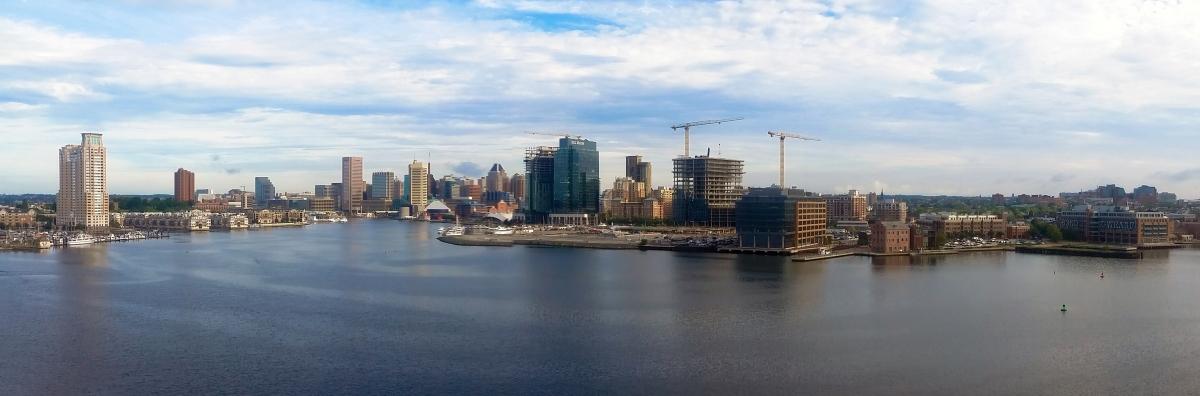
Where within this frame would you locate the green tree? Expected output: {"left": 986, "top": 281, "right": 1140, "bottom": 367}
{"left": 932, "top": 231, "right": 949, "bottom": 249}
{"left": 1044, "top": 224, "right": 1064, "bottom": 242}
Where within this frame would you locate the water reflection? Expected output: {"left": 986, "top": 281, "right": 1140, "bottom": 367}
{"left": 7, "top": 222, "right": 1200, "bottom": 394}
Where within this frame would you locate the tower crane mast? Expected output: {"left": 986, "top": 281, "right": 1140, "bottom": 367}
{"left": 767, "top": 131, "right": 820, "bottom": 188}
{"left": 670, "top": 117, "right": 743, "bottom": 157}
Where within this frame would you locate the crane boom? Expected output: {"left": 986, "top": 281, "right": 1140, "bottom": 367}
{"left": 670, "top": 117, "right": 744, "bottom": 157}
{"left": 767, "top": 131, "right": 821, "bottom": 188}
{"left": 526, "top": 131, "right": 583, "bottom": 140}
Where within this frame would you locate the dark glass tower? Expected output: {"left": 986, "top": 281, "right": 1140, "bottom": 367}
{"left": 524, "top": 146, "right": 558, "bottom": 223}
{"left": 552, "top": 137, "right": 600, "bottom": 215}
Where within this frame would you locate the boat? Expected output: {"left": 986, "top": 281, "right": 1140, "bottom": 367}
{"left": 441, "top": 225, "right": 465, "bottom": 236}
{"left": 491, "top": 226, "right": 514, "bottom": 235}
{"left": 65, "top": 234, "right": 95, "bottom": 246}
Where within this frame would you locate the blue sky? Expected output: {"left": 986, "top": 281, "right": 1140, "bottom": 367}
{"left": 3, "top": 0, "right": 1200, "bottom": 196}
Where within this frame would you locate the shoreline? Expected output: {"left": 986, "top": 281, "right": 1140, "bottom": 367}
{"left": 439, "top": 233, "right": 1181, "bottom": 261}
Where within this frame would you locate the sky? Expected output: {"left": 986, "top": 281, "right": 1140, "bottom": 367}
{"left": 2, "top": 0, "right": 1200, "bottom": 196}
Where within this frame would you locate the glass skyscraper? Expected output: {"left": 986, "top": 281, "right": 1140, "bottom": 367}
{"left": 254, "top": 176, "right": 275, "bottom": 208}
{"left": 552, "top": 137, "right": 600, "bottom": 215}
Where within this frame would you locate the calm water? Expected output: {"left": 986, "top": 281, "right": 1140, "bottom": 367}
{"left": 4, "top": 221, "right": 1200, "bottom": 394}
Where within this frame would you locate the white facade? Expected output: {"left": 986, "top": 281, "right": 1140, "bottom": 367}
{"left": 408, "top": 160, "right": 430, "bottom": 209}
{"left": 58, "top": 133, "right": 109, "bottom": 229}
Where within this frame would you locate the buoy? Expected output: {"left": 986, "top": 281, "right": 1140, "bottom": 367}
{"left": 1061, "top": 304, "right": 1067, "bottom": 312}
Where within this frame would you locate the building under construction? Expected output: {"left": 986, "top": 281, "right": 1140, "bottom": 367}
{"left": 672, "top": 154, "right": 745, "bottom": 227}
{"left": 523, "top": 146, "right": 557, "bottom": 223}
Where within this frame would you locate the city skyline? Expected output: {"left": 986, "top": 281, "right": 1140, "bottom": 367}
{"left": 4, "top": 1, "right": 1200, "bottom": 195}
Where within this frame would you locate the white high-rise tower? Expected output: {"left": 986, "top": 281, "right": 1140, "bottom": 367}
{"left": 58, "top": 132, "right": 109, "bottom": 229}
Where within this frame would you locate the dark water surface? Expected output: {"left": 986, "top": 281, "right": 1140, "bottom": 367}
{"left": 5, "top": 220, "right": 1200, "bottom": 395}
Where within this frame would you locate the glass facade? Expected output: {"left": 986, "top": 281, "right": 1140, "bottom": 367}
{"left": 254, "top": 177, "right": 275, "bottom": 207}
{"left": 552, "top": 137, "right": 600, "bottom": 215}
{"left": 523, "top": 147, "right": 557, "bottom": 223}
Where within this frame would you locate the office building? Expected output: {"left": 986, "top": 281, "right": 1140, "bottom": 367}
{"left": 371, "top": 172, "right": 395, "bottom": 200}
{"left": 392, "top": 177, "right": 404, "bottom": 201}
{"left": 1058, "top": 205, "right": 1170, "bottom": 246}
{"left": 672, "top": 155, "right": 744, "bottom": 227}
{"left": 653, "top": 187, "right": 674, "bottom": 220}
{"left": 733, "top": 187, "right": 826, "bottom": 252}
{"left": 1133, "top": 185, "right": 1158, "bottom": 205}
{"left": 315, "top": 184, "right": 332, "bottom": 198}
{"left": 551, "top": 137, "right": 600, "bottom": 223}
{"left": 341, "top": 157, "right": 364, "bottom": 212}
{"left": 508, "top": 173, "right": 526, "bottom": 203}
{"left": 824, "top": 190, "right": 868, "bottom": 225}
{"left": 174, "top": 168, "right": 195, "bottom": 202}
{"left": 625, "top": 155, "right": 652, "bottom": 188}
{"left": 523, "top": 146, "right": 558, "bottom": 223}
{"left": 58, "top": 133, "right": 109, "bottom": 229}
{"left": 329, "top": 183, "right": 343, "bottom": 210}
{"left": 486, "top": 163, "right": 509, "bottom": 192}
{"left": 254, "top": 177, "right": 275, "bottom": 208}
{"left": 871, "top": 199, "right": 907, "bottom": 222}
{"left": 408, "top": 160, "right": 430, "bottom": 210}
{"left": 463, "top": 184, "right": 483, "bottom": 201}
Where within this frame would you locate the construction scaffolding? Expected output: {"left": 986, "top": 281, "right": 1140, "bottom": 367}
{"left": 672, "top": 155, "right": 745, "bottom": 228}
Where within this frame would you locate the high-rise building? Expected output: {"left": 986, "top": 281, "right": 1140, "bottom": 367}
{"left": 653, "top": 187, "right": 674, "bottom": 220}
{"left": 486, "top": 163, "right": 509, "bottom": 192}
{"left": 408, "top": 160, "right": 430, "bottom": 210}
{"left": 174, "top": 168, "right": 195, "bottom": 202}
{"left": 734, "top": 187, "right": 826, "bottom": 252}
{"left": 254, "top": 177, "right": 275, "bottom": 208}
{"left": 58, "top": 132, "right": 109, "bottom": 229}
{"left": 371, "top": 172, "right": 395, "bottom": 200}
{"left": 314, "top": 184, "right": 331, "bottom": 198}
{"left": 552, "top": 137, "right": 600, "bottom": 219}
{"left": 672, "top": 155, "right": 744, "bottom": 227}
{"left": 625, "top": 155, "right": 652, "bottom": 188}
{"left": 524, "top": 146, "right": 558, "bottom": 223}
{"left": 341, "top": 157, "right": 364, "bottom": 212}
{"left": 330, "top": 183, "right": 343, "bottom": 210}
{"left": 392, "top": 177, "right": 404, "bottom": 201}
{"left": 824, "top": 190, "right": 868, "bottom": 225}
{"left": 508, "top": 173, "right": 526, "bottom": 203}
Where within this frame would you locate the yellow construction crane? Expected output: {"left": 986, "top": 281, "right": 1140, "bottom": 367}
{"left": 670, "top": 117, "right": 743, "bottom": 157}
{"left": 767, "top": 131, "right": 820, "bottom": 188}
{"left": 526, "top": 131, "right": 584, "bottom": 140}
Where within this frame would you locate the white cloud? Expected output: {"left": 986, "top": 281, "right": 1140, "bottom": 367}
{"left": 2, "top": 1, "right": 1200, "bottom": 196}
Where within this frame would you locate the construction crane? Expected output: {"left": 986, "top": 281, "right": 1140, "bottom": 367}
{"left": 767, "top": 131, "right": 820, "bottom": 188}
{"left": 526, "top": 131, "right": 584, "bottom": 140}
{"left": 670, "top": 117, "right": 743, "bottom": 157}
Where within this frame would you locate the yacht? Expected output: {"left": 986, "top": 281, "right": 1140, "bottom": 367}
{"left": 65, "top": 234, "right": 95, "bottom": 246}
{"left": 491, "top": 226, "right": 514, "bottom": 235}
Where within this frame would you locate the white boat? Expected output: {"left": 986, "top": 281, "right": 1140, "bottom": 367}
{"left": 441, "top": 225, "right": 465, "bottom": 236}
{"left": 65, "top": 234, "right": 95, "bottom": 246}
{"left": 492, "top": 226, "right": 514, "bottom": 235}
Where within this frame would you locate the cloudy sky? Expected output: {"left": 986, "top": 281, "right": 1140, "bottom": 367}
{"left": 3, "top": 0, "right": 1199, "bottom": 196}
